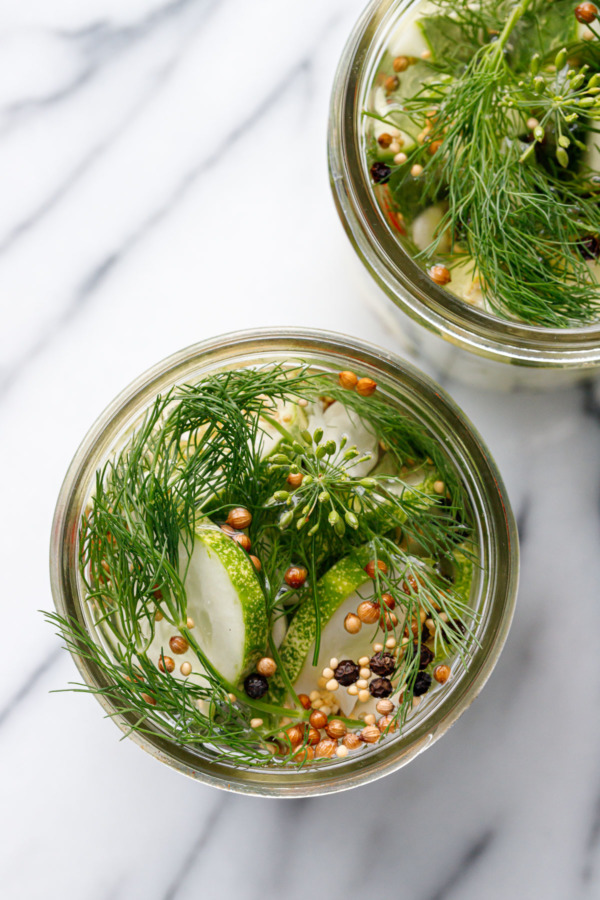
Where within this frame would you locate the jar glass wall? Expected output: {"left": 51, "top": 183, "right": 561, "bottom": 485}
{"left": 328, "top": 0, "right": 600, "bottom": 388}
{"left": 50, "top": 328, "right": 518, "bottom": 796}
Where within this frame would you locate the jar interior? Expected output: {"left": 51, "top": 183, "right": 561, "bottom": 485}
{"left": 51, "top": 331, "right": 517, "bottom": 795}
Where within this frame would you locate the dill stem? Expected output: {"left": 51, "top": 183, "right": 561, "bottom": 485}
{"left": 494, "top": 0, "right": 534, "bottom": 55}
{"left": 181, "top": 627, "right": 308, "bottom": 721}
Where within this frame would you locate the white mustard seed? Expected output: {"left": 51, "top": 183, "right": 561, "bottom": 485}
{"left": 364, "top": 714, "right": 376, "bottom": 725}
{"left": 358, "top": 656, "right": 370, "bottom": 667}
{"left": 394, "top": 151, "right": 408, "bottom": 165}
{"left": 250, "top": 718, "right": 263, "bottom": 728}
{"left": 358, "top": 689, "right": 371, "bottom": 703}
{"left": 322, "top": 666, "right": 334, "bottom": 680}
{"left": 347, "top": 684, "right": 359, "bottom": 696}
{"left": 386, "top": 637, "right": 397, "bottom": 649}
{"left": 336, "top": 745, "right": 349, "bottom": 758}
{"left": 180, "top": 661, "right": 192, "bottom": 676}
{"left": 329, "top": 658, "right": 339, "bottom": 669}
{"left": 325, "top": 678, "right": 339, "bottom": 692}
{"left": 356, "top": 679, "right": 368, "bottom": 690}
{"left": 359, "top": 667, "right": 371, "bottom": 680}
{"left": 373, "top": 643, "right": 384, "bottom": 653}
{"left": 309, "top": 690, "right": 320, "bottom": 701}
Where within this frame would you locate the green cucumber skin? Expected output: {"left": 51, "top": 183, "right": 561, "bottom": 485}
{"left": 269, "top": 547, "right": 372, "bottom": 703}
{"left": 198, "top": 526, "right": 269, "bottom": 679}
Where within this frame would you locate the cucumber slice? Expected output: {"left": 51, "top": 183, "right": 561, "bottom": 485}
{"left": 269, "top": 550, "right": 372, "bottom": 707}
{"left": 147, "top": 525, "right": 268, "bottom": 686}
{"left": 387, "top": 15, "right": 429, "bottom": 59}
{"left": 412, "top": 204, "right": 451, "bottom": 254}
{"left": 307, "top": 401, "right": 379, "bottom": 477}
{"left": 446, "top": 258, "right": 486, "bottom": 309}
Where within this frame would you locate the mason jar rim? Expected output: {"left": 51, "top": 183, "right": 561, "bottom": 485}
{"left": 49, "top": 327, "right": 518, "bottom": 796}
{"left": 328, "top": 0, "right": 600, "bottom": 369}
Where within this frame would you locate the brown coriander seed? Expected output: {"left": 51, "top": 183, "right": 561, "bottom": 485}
{"left": 285, "top": 725, "right": 305, "bottom": 746}
{"left": 293, "top": 746, "right": 314, "bottom": 764}
{"left": 378, "top": 715, "right": 397, "bottom": 733}
{"left": 298, "top": 693, "right": 312, "bottom": 710}
{"left": 376, "top": 699, "right": 394, "bottom": 715}
{"left": 361, "top": 725, "right": 381, "bottom": 744}
{"left": 434, "top": 664, "right": 451, "bottom": 684}
{"left": 343, "top": 733, "right": 362, "bottom": 750}
{"left": 257, "top": 657, "right": 277, "bottom": 677}
{"left": 379, "top": 611, "right": 398, "bottom": 630}
{"left": 249, "top": 555, "right": 262, "bottom": 571}
{"left": 186, "top": 617, "right": 195, "bottom": 629}
{"left": 220, "top": 523, "right": 236, "bottom": 535}
{"left": 226, "top": 507, "right": 252, "bottom": 529}
{"left": 393, "top": 55, "right": 409, "bottom": 72}
{"left": 356, "top": 377, "right": 377, "bottom": 397}
{"left": 309, "top": 709, "right": 328, "bottom": 730}
{"left": 384, "top": 75, "right": 399, "bottom": 92}
{"left": 325, "top": 719, "right": 347, "bottom": 740}
{"left": 180, "top": 661, "right": 192, "bottom": 676}
{"left": 365, "top": 559, "right": 388, "bottom": 578}
{"left": 344, "top": 612, "right": 362, "bottom": 634}
{"left": 429, "top": 264, "right": 451, "bottom": 286}
{"left": 382, "top": 592, "right": 396, "bottom": 610}
{"left": 575, "top": 2, "right": 598, "bottom": 22}
{"left": 315, "top": 739, "right": 338, "bottom": 758}
{"left": 158, "top": 655, "right": 175, "bottom": 673}
{"left": 307, "top": 726, "right": 322, "bottom": 746}
{"left": 339, "top": 369, "right": 359, "bottom": 389}
{"left": 141, "top": 692, "right": 156, "bottom": 706}
{"left": 287, "top": 471, "right": 304, "bottom": 488}
{"left": 284, "top": 565, "right": 308, "bottom": 589}
{"left": 377, "top": 133, "right": 393, "bottom": 149}
{"left": 232, "top": 532, "right": 252, "bottom": 552}
{"left": 357, "top": 601, "right": 380, "bottom": 624}
{"left": 428, "top": 140, "right": 443, "bottom": 156}
{"left": 169, "top": 635, "right": 189, "bottom": 655}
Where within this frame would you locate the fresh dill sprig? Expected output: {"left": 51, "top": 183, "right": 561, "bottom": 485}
{"left": 47, "top": 365, "right": 478, "bottom": 767}
{"left": 370, "top": 0, "right": 600, "bottom": 326}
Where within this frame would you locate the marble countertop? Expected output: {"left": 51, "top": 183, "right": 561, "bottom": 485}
{"left": 2, "top": 1, "right": 600, "bottom": 897}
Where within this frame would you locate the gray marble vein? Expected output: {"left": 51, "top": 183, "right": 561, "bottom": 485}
{"left": 424, "top": 828, "right": 497, "bottom": 900}
{"left": 0, "top": 12, "right": 338, "bottom": 400}
{"left": 0, "top": 646, "right": 61, "bottom": 730}
{"left": 162, "top": 796, "right": 230, "bottom": 899}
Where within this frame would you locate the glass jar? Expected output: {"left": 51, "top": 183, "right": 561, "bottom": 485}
{"left": 328, "top": 0, "right": 600, "bottom": 389}
{"left": 49, "top": 328, "right": 518, "bottom": 796}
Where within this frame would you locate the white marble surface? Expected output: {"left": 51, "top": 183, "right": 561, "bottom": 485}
{"left": 2, "top": 1, "right": 600, "bottom": 897}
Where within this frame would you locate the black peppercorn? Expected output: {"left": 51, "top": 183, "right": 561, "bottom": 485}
{"left": 370, "top": 652, "right": 395, "bottom": 677}
{"left": 370, "top": 162, "right": 391, "bottom": 184}
{"left": 414, "top": 643, "right": 434, "bottom": 669}
{"left": 369, "top": 677, "right": 393, "bottom": 698}
{"left": 579, "top": 236, "right": 600, "bottom": 260}
{"left": 244, "top": 673, "right": 268, "bottom": 699}
{"left": 421, "top": 623, "right": 431, "bottom": 643}
{"left": 334, "top": 659, "right": 360, "bottom": 686}
{"left": 413, "top": 672, "right": 432, "bottom": 696}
